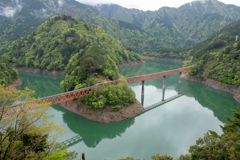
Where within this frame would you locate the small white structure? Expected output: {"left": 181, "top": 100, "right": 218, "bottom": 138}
{"left": 236, "top": 35, "right": 238, "bottom": 41}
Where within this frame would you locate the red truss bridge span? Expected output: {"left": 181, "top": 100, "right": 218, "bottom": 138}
{"left": 3, "top": 66, "right": 192, "bottom": 117}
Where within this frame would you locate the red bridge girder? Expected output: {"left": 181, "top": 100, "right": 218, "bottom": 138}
{"left": 3, "top": 66, "right": 192, "bottom": 117}
{"left": 126, "top": 66, "right": 192, "bottom": 83}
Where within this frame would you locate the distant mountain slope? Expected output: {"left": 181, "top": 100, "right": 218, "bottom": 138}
{"left": 95, "top": 0, "right": 240, "bottom": 47}
{"left": 185, "top": 19, "right": 240, "bottom": 86}
{"left": 58, "top": 0, "right": 173, "bottom": 53}
{"left": 0, "top": 0, "right": 56, "bottom": 47}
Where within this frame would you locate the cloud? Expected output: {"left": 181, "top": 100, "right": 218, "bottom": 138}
{"left": 58, "top": 0, "right": 64, "bottom": 7}
{"left": 0, "top": 0, "right": 22, "bottom": 18}
{"left": 30, "top": 8, "right": 53, "bottom": 19}
{"left": 46, "top": 0, "right": 64, "bottom": 11}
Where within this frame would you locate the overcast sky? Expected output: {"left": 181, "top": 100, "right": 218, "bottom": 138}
{"left": 76, "top": 0, "right": 240, "bottom": 11}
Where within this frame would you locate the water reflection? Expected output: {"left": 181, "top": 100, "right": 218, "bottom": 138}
{"left": 59, "top": 107, "right": 135, "bottom": 148}
{"left": 185, "top": 81, "right": 240, "bottom": 124}
{"left": 18, "top": 72, "right": 64, "bottom": 98}
{"left": 143, "top": 90, "right": 190, "bottom": 113}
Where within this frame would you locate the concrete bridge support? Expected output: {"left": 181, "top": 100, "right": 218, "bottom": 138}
{"left": 179, "top": 72, "right": 182, "bottom": 84}
{"left": 141, "top": 81, "right": 145, "bottom": 105}
{"left": 178, "top": 83, "right": 181, "bottom": 94}
{"left": 162, "top": 88, "right": 165, "bottom": 101}
{"left": 163, "top": 76, "right": 166, "bottom": 89}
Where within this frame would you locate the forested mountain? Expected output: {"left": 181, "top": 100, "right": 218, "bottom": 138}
{"left": 2, "top": 14, "right": 142, "bottom": 91}
{"left": 95, "top": 0, "right": 240, "bottom": 47}
{"left": 185, "top": 19, "right": 240, "bottom": 86}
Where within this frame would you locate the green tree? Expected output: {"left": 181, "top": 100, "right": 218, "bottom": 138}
{"left": 0, "top": 85, "right": 77, "bottom": 159}
{"left": 151, "top": 153, "right": 173, "bottom": 160}
{"left": 82, "top": 78, "right": 136, "bottom": 110}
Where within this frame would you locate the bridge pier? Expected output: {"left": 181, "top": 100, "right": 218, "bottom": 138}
{"left": 163, "top": 76, "right": 166, "bottom": 89}
{"left": 141, "top": 81, "right": 145, "bottom": 105}
{"left": 82, "top": 153, "right": 85, "bottom": 160}
{"left": 178, "top": 83, "right": 181, "bottom": 94}
{"left": 162, "top": 88, "right": 165, "bottom": 101}
{"left": 179, "top": 72, "right": 182, "bottom": 84}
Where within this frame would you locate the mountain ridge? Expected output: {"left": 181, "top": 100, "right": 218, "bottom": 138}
{"left": 1, "top": 0, "right": 240, "bottom": 54}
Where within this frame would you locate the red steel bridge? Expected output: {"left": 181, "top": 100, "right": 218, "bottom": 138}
{"left": 3, "top": 66, "right": 192, "bottom": 117}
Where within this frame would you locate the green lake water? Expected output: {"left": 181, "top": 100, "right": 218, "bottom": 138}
{"left": 18, "top": 59, "right": 240, "bottom": 160}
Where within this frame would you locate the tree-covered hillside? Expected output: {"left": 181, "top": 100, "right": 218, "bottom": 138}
{"left": 142, "top": 47, "right": 191, "bottom": 60}
{"left": 185, "top": 19, "right": 240, "bottom": 86}
{"left": 95, "top": 0, "right": 240, "bottom": 47}
{"left": 0, "top": 59, "right": 18, "bottom": 85}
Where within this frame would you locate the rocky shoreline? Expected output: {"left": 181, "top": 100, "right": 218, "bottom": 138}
{"left": 181, "top": 73, "right": 240, "bottom": 103}
{"left": 17, "top": 67, "right": 66, "bottom": 76}
{"left": 5, "top": 78, "right": 22, "bottom": 89}
{"left": 141, "top": 56, "right": 188, "bottom": 63}
{"left": 60, "top": 100, "right": 144, "bottom": 123}
{"left": 117, "top": 60, "right": 145, "bottom": 68}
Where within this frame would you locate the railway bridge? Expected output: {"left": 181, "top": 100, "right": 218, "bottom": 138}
{"left": 3, "top": 66, "right": 192, "bottom": 117}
